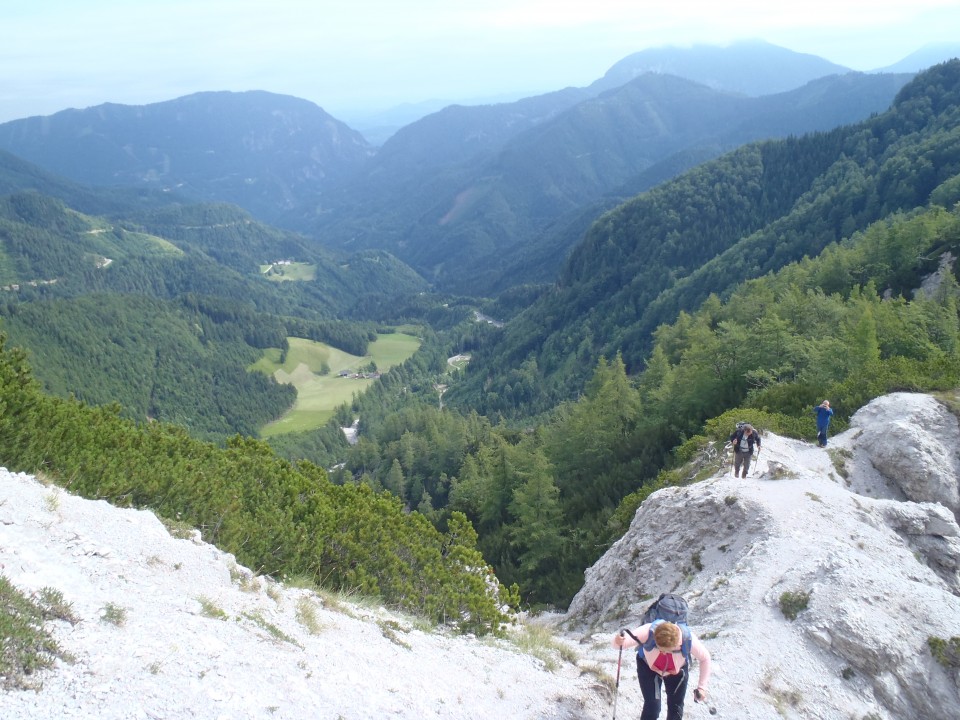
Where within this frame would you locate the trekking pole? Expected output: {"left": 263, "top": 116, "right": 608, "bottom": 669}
{"left": 612, "top": 631, "right": 624, "bottom": 720}
{"left": 694, "top": 688, "right": 718, "bottom": 715}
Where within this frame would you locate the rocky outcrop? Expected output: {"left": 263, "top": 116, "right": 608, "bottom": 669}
{"left": 849, "top": 392, "right": 960, "bottom": 517}
{"left": 878, "top": 500, "right": 960, "bottom": 590}
{"left": 566, "top": 393, "right": 960, "bottom": 720}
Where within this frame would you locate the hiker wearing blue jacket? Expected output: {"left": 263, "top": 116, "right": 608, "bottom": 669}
{"left": 814, "top": 400, "right": 834, "bottom": 447}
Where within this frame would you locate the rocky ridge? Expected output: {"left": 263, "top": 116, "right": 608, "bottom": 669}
{"left": 566, "top": 392, "right": 960, "bottom": 720}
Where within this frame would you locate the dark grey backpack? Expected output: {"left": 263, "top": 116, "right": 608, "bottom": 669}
{"left": 642, "top": 593, "right": 689, "bottom": 624}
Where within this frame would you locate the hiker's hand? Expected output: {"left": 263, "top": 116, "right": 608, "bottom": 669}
{"left": 694, "top": 687, "right": 708, "bottom": 702}
{"left": 612, "top": 631, "right": 626, "bottom": 648}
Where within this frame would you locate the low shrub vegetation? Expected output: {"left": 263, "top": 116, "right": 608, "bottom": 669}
{"left": 0, "top": 575, "right": 74, "bottom": 690}
{"left": 928, "top": 635, "right": 960, "bottom": 668}
{"left": 0, "top": 335, "right": 515, "bottom": 636}
{"left": 779, "top": 590, "right": 811, "bottom": 621}
{"left": 101, "top": 602, "right": 128, "bottom": 626}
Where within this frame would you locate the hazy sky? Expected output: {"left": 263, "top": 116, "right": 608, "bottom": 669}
{"left": 2, "top": 0, "right": 958, "bottom": 124}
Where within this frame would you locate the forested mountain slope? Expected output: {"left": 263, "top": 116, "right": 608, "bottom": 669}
{"left": 0, "top": 187, "right": 426, "bottom": 439}
{"left": 0, "top": 148, "right": 179, "bottom": 217}
{"left": 311, "top": 72, "right": 911, "bottom": 294}
{"left": 449, "top": 60, "right": 960, "bottom": 419}
{"left": 327, "top": 199, "right": 959, "bottom": 608}
{"left": 0, "top": 68, "right": 911, "bottom": 298}
{"left": 475, "top": 71, "right": 918, "bottom": 294}
{"left": 0, "top": 91, "right": 372, "bottom": 226}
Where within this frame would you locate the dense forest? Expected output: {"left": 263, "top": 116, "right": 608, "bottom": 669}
{"left": 306, "top": 72, "right": 910, "bottom": 296}
{"left": 447, "top": 60, "right": 960, "bottom": 420}
{"left": 0, "top": 62, "right": 958, "bottom": 616}
{"left": 277, "top": 63, "right": 960, "bottom": 606}
{"left": 0, "top": 194, "right": 421, "bottom": 439}
{"left": 322, "top": 202, "right": 960, "bottom": 605}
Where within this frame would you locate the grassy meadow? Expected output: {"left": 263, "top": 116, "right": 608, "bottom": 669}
{"left": 259, "top": 261, "right": 316, "bottom": 282}
{"left": 253, "top": 332, "right": 421, "bottom": 437}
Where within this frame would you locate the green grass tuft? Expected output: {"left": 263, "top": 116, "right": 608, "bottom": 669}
{"left": 0, "top": 575, "right": 74, "bottom": 690}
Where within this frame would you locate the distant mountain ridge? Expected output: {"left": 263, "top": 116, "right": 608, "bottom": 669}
{"left": 873, "top": 42, "right": 960, "bottom": 73}
{"left": 310, "top": 71, "right": 912, "bottom": 294}
{"left": 448, "top": 60, "right": 960, "bottom": 418}
{"left": 0, "top": 91, "right": 373, "bottom": 227}
{"left": 594, "top": 39, "right": 851, "bottom": 96}
{"left": 0, "top": 41, "right": 949, "bottom": 296}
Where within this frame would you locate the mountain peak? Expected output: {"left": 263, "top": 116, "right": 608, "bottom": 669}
{"left": 873, "top": 42, "right": 960, "bottom": 73}
{"left": 595, "top": 40, "right": 851, "bottom": 97}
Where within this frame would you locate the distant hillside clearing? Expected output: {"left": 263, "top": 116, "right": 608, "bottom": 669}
{"left": 254, "top": 332, "right": 420, "bottom": 437}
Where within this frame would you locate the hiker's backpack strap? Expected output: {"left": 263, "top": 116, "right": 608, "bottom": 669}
{"left": 678, "top": 622, "right": 692, "bottom": 664}
{"left": 640, "top": 619, "right": 664, "bottom": 653}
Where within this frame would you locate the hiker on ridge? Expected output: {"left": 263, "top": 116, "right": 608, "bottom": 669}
{"left": 728, "top": 423, "right": 760, "bottom": 478}
{"left": 612, "top": 620, "right": 712, "bottom": 720}
{"left": 814, "top": 400, "right": 834, "bottom": 447}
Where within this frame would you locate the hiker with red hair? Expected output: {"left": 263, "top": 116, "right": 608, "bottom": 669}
{"left": 612, "top": 619, "right": 712, "bottom": 720}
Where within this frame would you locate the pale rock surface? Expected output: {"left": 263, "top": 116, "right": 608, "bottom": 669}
{"left": 566, "top": 392, "right": 960, "bottom": 720}
{"left": 0, "top": 470, "right": 607, "bottom": 720}
{"left": 849, "top": 392, "right": 960, "bottom": 516}
{"left": 3, "top": 392, "right": 960, "bottom": 719}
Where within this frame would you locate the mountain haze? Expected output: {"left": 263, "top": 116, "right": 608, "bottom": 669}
{"left": 594, "top": 39, "right": 851, "bottom": 96}
{"left": 0, "top": 43, "right": 922, "bottom": 296}
{"left": 346, "top": 40, "right": 875, "bottom": 144}
{"left": 312, "top": 71, "right": 911, "bottom": 294}
{"left": 0, "top": 91, "right": 373, "bottom": 227}
{"left": 874, "top": 42, "right": 960, "bottom": 73}
{"left": 0, "top": 149, "right": 179, "bottom": 218}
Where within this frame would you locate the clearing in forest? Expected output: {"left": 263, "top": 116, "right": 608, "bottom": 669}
{"left": 254, "top": 332, "right": 420, "bottom": 436}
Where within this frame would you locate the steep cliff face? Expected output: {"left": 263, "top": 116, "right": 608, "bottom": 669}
{"left": 566, "top": 393, "right": 960, "bottom": 720}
